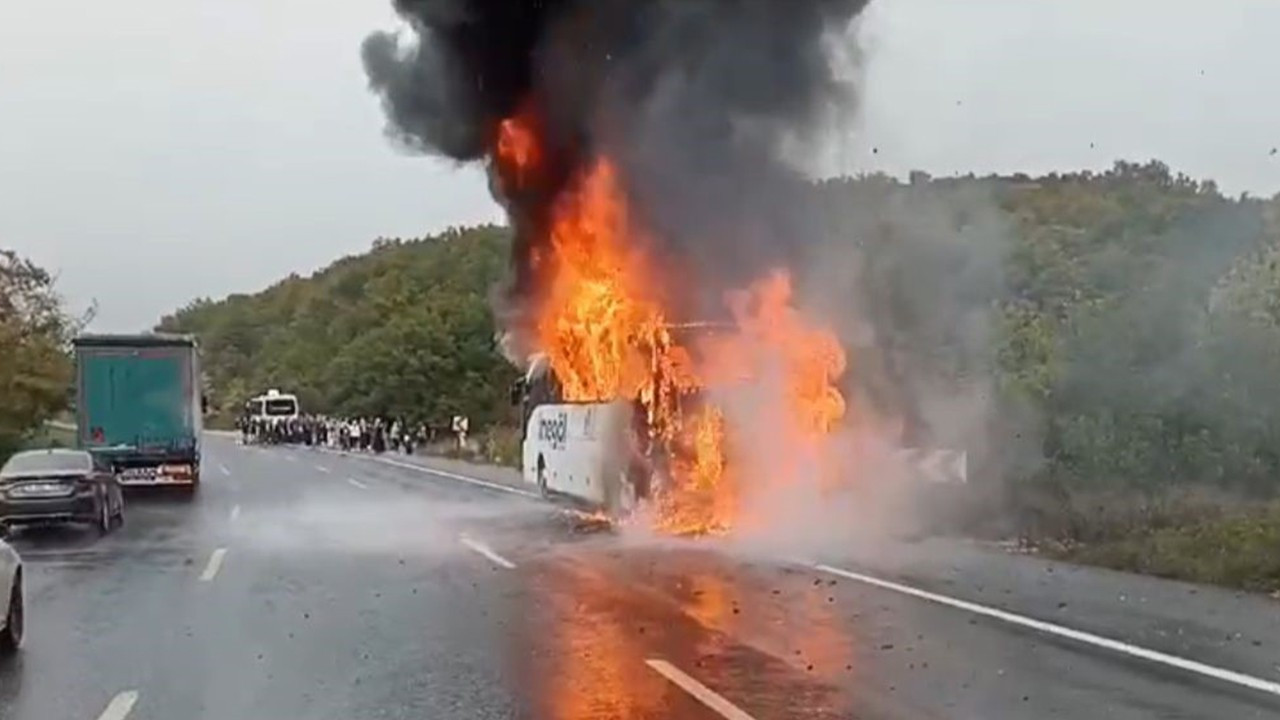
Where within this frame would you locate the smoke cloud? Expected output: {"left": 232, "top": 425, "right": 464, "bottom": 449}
{"left": 363, "top": 0, "right": 872, "bottom": 317}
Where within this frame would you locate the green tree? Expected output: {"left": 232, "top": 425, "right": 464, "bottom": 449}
{"left": 157, "top": 225, "right": 517, "bottom": 430}
{"left": 0, "top": 250, "right": 78, "bottom": 460}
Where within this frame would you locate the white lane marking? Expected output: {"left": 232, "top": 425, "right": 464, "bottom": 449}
{"left": 363, "top": 454, "right": 539, "bottom": 498}
{"left": 347, "top": 477, "right": 369, "bottom": 490}
{"left": 284, "top": 455, "right": 298, "bottom": 463}
{"left": 315, "top": 464, "right": 332, "bottom": 474}
{"left": 814, "top": 563, "right": 1280, "bottom": 698}
{"left": 229, "top": 504, "right": 241, "bottom": 522}
{"left": 96, "top": 690, "right": 140, "bottom": 720}
{"left": 199, "top": 548, "right": 228, "bottom": 582}
{"left": 218, "top": 464, "right": 231, "bottom": 477}
{"left": 459, "top": 536, "right": 516, "bottom": 569}
{"left": 646, "top": 659, "right": 756, "bottom": 720}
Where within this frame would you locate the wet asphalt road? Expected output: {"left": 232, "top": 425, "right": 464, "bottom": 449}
{"left": 0, "top": 435, "right": 1277, "bottom": 719}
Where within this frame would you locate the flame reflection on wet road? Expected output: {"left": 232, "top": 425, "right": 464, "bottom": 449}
{"left": 511, "top": 544, "right": 855, "bottom": 720}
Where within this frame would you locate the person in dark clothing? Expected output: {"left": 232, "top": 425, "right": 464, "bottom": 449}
{"left": 400, "top": 421, "right": 415, "bottom": 455}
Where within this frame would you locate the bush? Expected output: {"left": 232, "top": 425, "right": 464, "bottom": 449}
{"left": 481, "top": 426, "right": 522, "bottom": 468}
{"left": 427, "top": 426, "right": 521, "bottom": 468}
{"left": 1060, "top": 500, "right": 1280, "bottom": 593}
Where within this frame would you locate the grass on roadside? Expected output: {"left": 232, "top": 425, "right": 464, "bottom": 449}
{"left": 434, "top": 425, "right": 522, "bottom": 469}
{"left": 1034, "top": 492, "right": 1280, "bottom": 594}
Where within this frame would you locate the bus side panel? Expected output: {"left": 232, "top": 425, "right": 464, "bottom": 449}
{"left": 523, "top": 403, "right": 627, "bottom": 507}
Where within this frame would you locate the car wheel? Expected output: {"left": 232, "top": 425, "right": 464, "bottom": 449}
{"left": 111, "top": 490, "right": 125, "bottom": 528}
{"left": 0, "top": 575, "right": 23, "bottom": 654}
{"left": 97, "top": 494, "right": 112, "bottom": 535}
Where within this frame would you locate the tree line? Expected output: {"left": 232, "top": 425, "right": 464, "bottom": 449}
{"left": 156, "top": 225, "right": 519, "bottom": 432}
{"left": 808, "top": 161, "right": 1280, "bottom": 540}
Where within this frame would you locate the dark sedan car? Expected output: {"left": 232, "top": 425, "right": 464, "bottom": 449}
{"left": 0, "top": 449, "right": 124, "bottom": 533}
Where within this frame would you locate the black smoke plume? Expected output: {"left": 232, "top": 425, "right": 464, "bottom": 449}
{"left": 363, "top": 0, "right": 871, "bottom": 329}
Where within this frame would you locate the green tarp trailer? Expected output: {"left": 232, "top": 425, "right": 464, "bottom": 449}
{"left": 73, "top": 334, "right": 203, "bottom": 488}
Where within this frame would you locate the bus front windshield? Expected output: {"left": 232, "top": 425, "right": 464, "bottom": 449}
{"left": 264, "top": 398, "right": 297, "bottom": 416}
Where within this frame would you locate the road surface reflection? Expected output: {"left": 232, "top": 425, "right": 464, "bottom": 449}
{"left": 512, "top": 543, "right": 855, "bottom": 719}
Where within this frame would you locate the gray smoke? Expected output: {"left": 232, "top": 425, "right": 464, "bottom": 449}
{"left": 363, "top": 0, "right": 873, "bottom": 317}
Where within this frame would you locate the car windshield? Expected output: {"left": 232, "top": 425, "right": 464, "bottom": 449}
{"left": 1, "top": 450, "right": 91, "bottom": 477}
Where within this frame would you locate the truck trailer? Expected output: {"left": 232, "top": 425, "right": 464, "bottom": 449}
{"left": 73, "top": 334, "right": 204, "bottom": 490}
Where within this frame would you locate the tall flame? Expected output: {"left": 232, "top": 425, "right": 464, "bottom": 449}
{"left": 536, "top": 159, "right": 667, "bottom": 403}
{"left": 496, "top": 110, "right": 847, "bottom": 535}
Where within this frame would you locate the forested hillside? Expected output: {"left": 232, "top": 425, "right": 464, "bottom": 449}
{"left": 813, "top": 161, "right": 1280, "bottom": 502}
{"left": 157, "top": 225, "right": 519, "bottom": 431}
{"left": 160, "top": 161, "right": 1280, "bottom": 582}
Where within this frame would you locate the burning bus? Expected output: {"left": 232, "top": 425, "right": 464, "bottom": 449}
{"left": 514, "top": 321, "right": 742, "bottom": 526}
{"left": 364, "top": 0, "right": 866, "bottom": 535}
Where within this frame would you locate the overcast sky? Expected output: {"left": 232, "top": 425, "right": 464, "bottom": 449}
{"left": 1, "top": 0, "right": 1277, "bottom": 331}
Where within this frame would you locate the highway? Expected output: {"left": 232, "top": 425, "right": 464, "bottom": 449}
{"left": 0, "top": 435, "right": 1277, "bottom": 719}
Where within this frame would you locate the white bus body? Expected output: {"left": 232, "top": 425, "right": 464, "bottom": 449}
{"left": 246, "top": 389, "right": 300, "bottom": 425}
{"left": 521, "top": 401, "right": 639, "bottom": 514}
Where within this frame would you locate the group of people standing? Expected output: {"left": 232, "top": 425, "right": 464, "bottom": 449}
{"left": 331, "top": 417, "right": 423, "bottom": 454}
{"left": 239, "top": 415, "right": 427, "bottom": 455}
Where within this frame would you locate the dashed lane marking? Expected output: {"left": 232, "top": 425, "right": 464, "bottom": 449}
{"left": 218, "top": 464, "right": 231, "bottom": 477}
{"left": 814, "top": 563, "right": 1280, "bottom": 698}
{"left": 199, "top": 548, "right": 228, "bottom": 582}
{"left": 459, "top": 535, "right": 516, "bottom": 569}
{"left": 645, "top": 659, "right": 756, "bottom": 720}
{"left": 347, "top": 478, "right": 369, "bottom": 490}
{"left": 315, "top": 464, "right": 332, "bottom": 474}
{"left": 229, "top": 504, "right": 241, "bottom": 522}
{"left": 96, "top": 690, "right": 140, "bottom": 720}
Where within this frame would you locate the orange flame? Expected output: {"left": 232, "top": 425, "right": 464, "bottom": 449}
{"left": 496, "top": 109, "right": 540, "bottom": 190}
{"left": 655, "top": 403, "right": 734, "bottom": 534}
{"left": 725, "top": 270, "right": 848, "bottom": 439}
{"left": 716, "top": 271, "right": 849, "bottom": 503}
{"left": 536, "top": 158, "right": 668, "bottom": 402}
{"left": 506, "top": 116, "right": 847, "bottom": 534}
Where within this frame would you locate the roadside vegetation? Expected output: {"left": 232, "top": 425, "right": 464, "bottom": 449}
{"left": 1049, "top": 494, "right": 1280, "bottom": 594}
{"left": 0, "top": 250, "right": 79, "bottom": 465}
{"left": 157, "top": 225, "right": 520, "bottom": 434}
{"left": 163, "top": 160, "right": 1280, "bottom": 592}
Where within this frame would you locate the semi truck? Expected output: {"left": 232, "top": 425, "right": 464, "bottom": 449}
{"left": 73, "top": 334, "right": 204, "bottom": 490}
